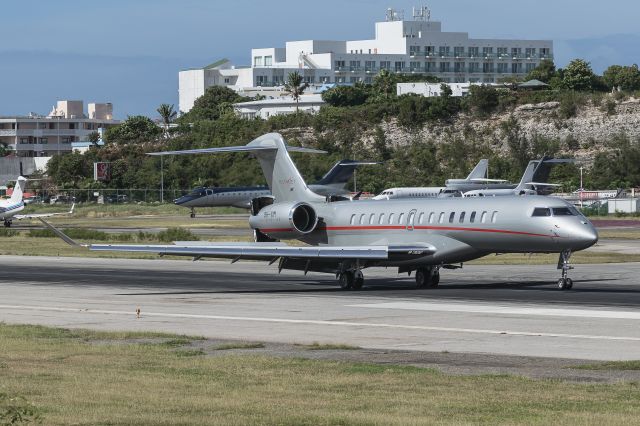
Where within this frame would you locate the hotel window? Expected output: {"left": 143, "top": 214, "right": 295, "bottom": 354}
{"left": 512, "top": 63, "right": 523, "bottom": 74}
{"left": 394, "top": 61, "right": 405, "bottom": 72}
{"left": 425, "top": 62, "right": 437, "bottom": 72}
{"left": 334, "top": 60, "right": 345, "bottom": 70}
{"left": 365, "top": 60, "right": 376, "bottom": 71}
{"left": 410, "top": 61, "right": 421, "bottom": 72}
{"left": 349, "top": 60, "right": 361, "bottom": 70}
{"left": 454, "top": 62, "right": 465, "bottom": 73}
{"left": 224, "top": 78, "right": 230, "bottom": 84}
{"left": 482, "top": 62, "right": 495, "bottom": 73}
{"left": 469, "top": 62, "right": 480, "bottom": 73}
{"left": 438, "top": 46, "right": 450, "bottom": 57}
{"left": 364, "top": 77, "right": 373, "bottom": 84}
{"left": 454, "top": 46, "right": 465, "bottom": 57}
{"left": 525, "top": 48, "right": 536, "bottom": 58}
{"left": 409, "top": 45, "right": 421, "bottom": 56}
{"left": 69, "top": 123, "right": 76, "bottom": 129}
{"left": 319, "top": 76, "right": 331, "bottom": 83}
{"left": 497, "top": 47, "right": 508, "bottom": 57}
{"left": 540, "top": 48, "right": 550, "bottom": 58}
{"left": 497, "top": 63, "right": 509, "bottom": 74}
{"left": 253, "top": 56, "right": 263, "bottom": 67}
{"left": 526, "top": 63, "right": 537, "bottom": 73}
{"left": 39, "top": 138, "right": 48, "bottom": 144}
{"left": 439, "top": 62, "right": 451, "bottom": 73}
{"left": 425, "top": 46, "right": 435, "bottom": 56}
{"left": 468, "top": 47, "right": 479, "bottom": 57}
{"left": 19, "top": 137, "right": 29, "bottom": 144}
{"left": 264, "top": 56, "right": 273, "bottom": 66}
{"left": 482, "top": 47, "right": 494, "bottom": 57}
{"left": 511, "top": 48, "right": 522, "bottom": 58}
{"left": 336, "top": 77, "right": 345, "bottom": 83}
{"left": 380, "top": 61, "right": 391, "bottom": 70}
{"left": 350, "top": 77, "right": 360, "bottom": 83}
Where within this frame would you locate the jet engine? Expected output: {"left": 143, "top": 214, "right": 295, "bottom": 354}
{"left": 249, "top": 202, "right": 319, "bottom": 239}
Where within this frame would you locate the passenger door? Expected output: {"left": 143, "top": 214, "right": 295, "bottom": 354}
{"left": 406, "top": 209, "right": 417, "bottom": 231}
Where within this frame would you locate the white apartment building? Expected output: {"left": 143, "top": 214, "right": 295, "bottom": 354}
{"left": 234, "top": 94, "right": 325, "bottom": 120}
{"left": 397, "top": 82, "right": 502, "bottom": 97}
{"left": 179, "top": 7, "right": 553, "bottom": 113}
{"left": 0, "top": 100, "right": 119, "bottom": 157}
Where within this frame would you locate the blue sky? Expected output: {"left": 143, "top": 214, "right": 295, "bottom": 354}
{"left": 1, "top": 0, "right": 638, "bottom": 118}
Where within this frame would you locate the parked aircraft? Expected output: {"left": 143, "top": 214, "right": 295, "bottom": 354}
{"left": 373, "top": 159, "right": 501, "bottom": 200}
{"left": 42, "top": 134, "right": 597, "bottom": 291}
{"left": 464, "top": 157, "right": 573, "bottom": 197}
{"left": 1, "top": 177, "right": 75, "bottom": 227}
{"left": 175, "top": 159, "right": 375, "bottom": 217}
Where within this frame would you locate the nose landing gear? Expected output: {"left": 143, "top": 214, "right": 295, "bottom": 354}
{"left": 557, "top": 249, "right": 574, "bottom": 290}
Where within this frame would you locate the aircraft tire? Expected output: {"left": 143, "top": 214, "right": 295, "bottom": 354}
{"left": 557, "top": 278, "right": 573, "bottom": 290}
{"left": 352, "top": 271, "right": 364, "bottom": 290}
{"left": 3, "top": 220, "right": 11, "bottom": 228}
{"left": 430, "top": 271, "right": 440, "bottom": 288}
{"left": 565, "top": 278, "right": 573, "bottom": 290}
{"left": 339, "top": 272, "right": 354, "bottom": 290}
{"left": 415, "top": 268, "right": 428, "bottom": 288}
{"left": 190, "top": 213, "right": 196, "bottom": 219}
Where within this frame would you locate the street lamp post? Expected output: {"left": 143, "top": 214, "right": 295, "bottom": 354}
{"left": 160, "top": 155, "right": 164, "bottom": 203}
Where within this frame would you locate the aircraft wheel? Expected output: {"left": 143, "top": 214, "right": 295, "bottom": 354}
{"left": 430, "top": 271, "right": 440, "bottom": 288}
{"left": 557, "top": 278, "right": 573, "bottom": 290}
{"left": 565, "top": 278, "right": 573, "bottom": 290}
{"left": 190, "top": 213, "right": 196, "bottom": 219}
{"left": 415, "top": 268, "right": 429, "bottom": 288}
{"left": 339, "top": 272, "right": 354, "bottom": 290}
{"left": 3, "top": 220, "right": 11, "bottom": 228}
{"left": 352, "top": 271, "right": 364, "bottom": 290}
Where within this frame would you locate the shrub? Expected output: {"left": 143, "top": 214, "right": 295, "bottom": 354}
{"left": 157, "top": 227, "right": 199, "bottom": 243}
{"left": 466, "top": 85, "right": 500, "bottom": 117}
{"left": 0, "top": 228, "right": 19, "bottom": 237}
{"left": 601, "top": 99, "right": 617, "bottom": 116}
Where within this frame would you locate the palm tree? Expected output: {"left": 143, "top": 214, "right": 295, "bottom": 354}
{"left": 284, "top": 72, "right": 309, "bottom": 113}
{"left": 157, "top": 103, "right": 177, "bottom": 137}
{"left": 373, "top": 69, "right": 395, "bottom": 98}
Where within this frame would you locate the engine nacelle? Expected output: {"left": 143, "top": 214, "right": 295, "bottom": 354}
{"left": 249, "top": 202, "right": 319, "bottom": 239}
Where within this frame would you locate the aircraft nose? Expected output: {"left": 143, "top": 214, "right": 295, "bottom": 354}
{"left": 578, "top": 225, "right": 598, "bottom": 249}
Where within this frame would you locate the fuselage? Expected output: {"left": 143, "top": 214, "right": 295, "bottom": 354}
{"left": 175, "top": 187, "right": 270, "bottom": 209}
{"left": 256, "top": 196, "right": 598, "bottom": 267}
{"left": 0, "top": 200, "right": 24, "bottom": 220}
{"left": 373, "top": 187, "right": 460, "bottom": 200}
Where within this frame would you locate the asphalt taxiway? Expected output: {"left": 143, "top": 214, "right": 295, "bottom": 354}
{"left": 0, "top": 256, "right": 639, "bottom": 361}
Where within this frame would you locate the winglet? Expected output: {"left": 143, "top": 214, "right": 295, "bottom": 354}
{"left": 38, "top": 218, "right": 86, "bottom": 248}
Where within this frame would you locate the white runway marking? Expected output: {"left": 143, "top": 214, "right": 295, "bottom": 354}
{"left": 1, "top": 304, "right": 640, "bottom": 342}
{"left": 348, "top": 301, "right": 640, "bottom": 320}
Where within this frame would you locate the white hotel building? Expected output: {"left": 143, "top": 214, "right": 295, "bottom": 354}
{"left": 179, "top": 7, "right": 553, "bottom": 113}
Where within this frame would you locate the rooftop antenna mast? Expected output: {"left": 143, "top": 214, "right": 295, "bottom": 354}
{"left": 385, "top": 8, "right": 404, "bottom": 21}
{"left": 412, "top": 5, "right": 431, "bottom": 21}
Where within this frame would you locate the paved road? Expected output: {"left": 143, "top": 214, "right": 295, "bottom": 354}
{"left": 1, "top": 256, "right": 639, "bottom": 361}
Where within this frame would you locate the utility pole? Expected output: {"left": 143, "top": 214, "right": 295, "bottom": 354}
{"left": 160, "top": 155, "right": 164, "bottom": 203}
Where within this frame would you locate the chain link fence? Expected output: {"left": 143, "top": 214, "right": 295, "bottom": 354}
{"left": 33, "top": 189, "right": 191, "bottom": 204}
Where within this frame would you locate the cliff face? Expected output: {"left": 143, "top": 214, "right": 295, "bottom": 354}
{"left": 377, "top": 98, "right": 640, "bottom": 163}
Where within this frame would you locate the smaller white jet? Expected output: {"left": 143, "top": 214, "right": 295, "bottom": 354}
{"left": 0, "top": 177, "right": 75, "bottom": 227}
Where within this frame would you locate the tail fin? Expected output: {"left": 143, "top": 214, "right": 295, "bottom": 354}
{"left": 148, "top": 133, "right": 326, "bottom": 203}
{"left": 10, "top": 176, "right": 27, "bottom": 202}
{"left": 465, "top": 159, "right": 488, "bottom": 180}
{"left": 313, "top": 160, "right": 377, "bottom": 189}
{"left": 515, "top": 161, "right": 538, "bottom": 190}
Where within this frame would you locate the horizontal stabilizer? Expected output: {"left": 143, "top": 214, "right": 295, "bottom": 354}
{"left": 469, "top": 178, "right": 508, "bottom": 183}
{"left": 524, "top": 182, "right": 562, "bottom": 187}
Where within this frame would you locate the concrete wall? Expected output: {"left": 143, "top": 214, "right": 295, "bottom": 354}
{"left": 88, "top": 103, "right": 113, "bottom": 120}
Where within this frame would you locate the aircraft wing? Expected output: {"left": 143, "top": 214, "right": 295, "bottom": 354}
{"left": 15, "top": 203, "right": 75, "bottom": 220}
{"left": 39, "top": 218, "right": 435, "bottom": 264}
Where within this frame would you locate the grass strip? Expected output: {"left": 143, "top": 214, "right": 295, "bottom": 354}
{"left": 1, "top": 323, "right": 640, "bottom": 424}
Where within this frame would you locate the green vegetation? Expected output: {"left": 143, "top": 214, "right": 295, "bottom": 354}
{"left": 2, "top": 323, "right": 640, "bottom": 425}
{"left": 213, "top": 342, "right": 265, "bottom": 351}
{"left": 40, "top": 59, "right": 640, "bottom": 196}
{"left": 572, "top": 360, "right": 640, "bottom": 371}
{"left": 156, "top": 227, "right": 199, "bottom": 242}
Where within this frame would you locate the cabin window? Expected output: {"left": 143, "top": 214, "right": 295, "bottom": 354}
{"left": 206, "top": 190, "right": 213, "bottom": 196}
{"left": 418, "top": 212, "right": 424, "bottom": 224}
{"left": 398, "top": 213, "right": 405, "bottom": 224}
{"left": 481, "top": 211, "right": 487, "bottom": 223}
{"left": 389, "top": 213, "right": 395, "bottom": 224}
{"left": 438, "top": 212, "right": 444, "bottom": 224}
{"left": 491, "top": 211, "right": 498, "bottom": 223}
{"left": 379, "top": 213, "right": 385, "bottom": 224}
{"left": 359, "top": 214, "right": 366, "bottom": 225}
{"left": 428, "top": 212, "right": 434, "bottom": 224}
{"left": 369, "top": 213, "right": 375, "bottom": 225}
{"left": 449, "top": 212, "right": 455, "bottom": 223}
{"left": 459, "top": 212, "right": 466, "bottom": 223}
{"left": 408, "top": 211, "right": 415, "bottom": 226}
{"left": 350, "top": 214, "right": 356, "bottom": 225}
{"left": 532, "top": 207, "right": 551, "bottom": 217}
{"left": 552, "top": 207, "right": 574, "bottom": 216}
{"left": 470, "top": 211, "right": 476, "bottom": 223}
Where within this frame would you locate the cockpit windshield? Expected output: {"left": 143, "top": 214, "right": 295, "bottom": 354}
{"left": 552, "top": 207, "right": 574, "bottom": 216}
{"left": 189, "top": 187, "right": 207, "bottom": 197}
{"left": 532, "top": 206, "right": 584, "bottom": 217}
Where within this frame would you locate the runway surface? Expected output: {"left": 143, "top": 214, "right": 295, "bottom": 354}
{"left": 1, "top": 256, "right": 639, "bottom": 361}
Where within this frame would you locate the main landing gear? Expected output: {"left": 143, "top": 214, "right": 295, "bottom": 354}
{"left": 338, "top": 270, "right": 364, "bottom": 290}
{"left": 3, "top": 219, "right": 12, "bottom": 228}
{"left": 557, "top": 249, "right": 574, "bottom": 290}
{"left": 190, "top": 208, "right": 196, "bottom": 219}
{"left": 415, "top": 267, "right": 440, "bottom": 288}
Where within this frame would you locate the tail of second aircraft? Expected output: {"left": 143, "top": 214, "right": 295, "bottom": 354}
{"left": 465, "top": 159, "right": 488, "bottom": 180}
{"left": 148, "top": 133, "right": 326, "bottom": 204}
{"left": 10, "top": 176, "right": 27, "bottom": 203}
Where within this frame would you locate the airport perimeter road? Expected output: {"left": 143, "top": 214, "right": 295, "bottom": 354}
{"left": 1, "top": 256, "right": 640, "bottom": 361}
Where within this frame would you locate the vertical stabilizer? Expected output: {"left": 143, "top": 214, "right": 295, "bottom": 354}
{"left": 515, "top": 161, "right": 538, "bottom": 190}
{"left": 10, "top": 176, "right": 27, "bottom": 202}
{"left": 466, "top": 159, "right": 488, "bottom": 180}
{"left": 247, "top": 134, "right": 326, "bottom": 203}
